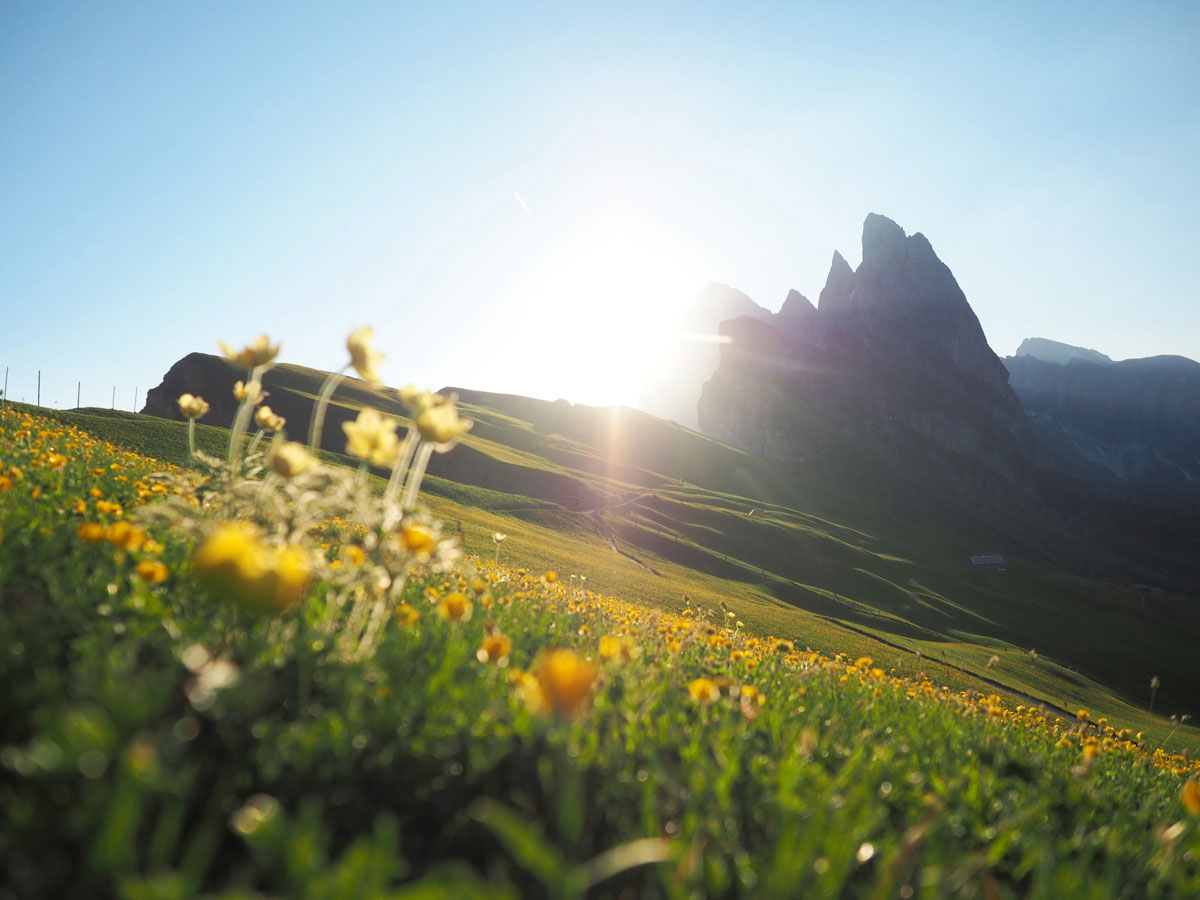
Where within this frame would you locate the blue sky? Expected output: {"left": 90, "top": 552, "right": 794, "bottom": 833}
{"left": 2, "top": 1, "right": 1198, "bottom": 411}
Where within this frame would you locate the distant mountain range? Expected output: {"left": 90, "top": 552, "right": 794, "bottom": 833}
{"left": 1006, "top": 340, "right": 1200, "bottom": 497}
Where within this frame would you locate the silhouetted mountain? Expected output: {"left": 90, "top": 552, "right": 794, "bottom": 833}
{"left": 699, "top": 213, "right": 1039, "bottom": 484}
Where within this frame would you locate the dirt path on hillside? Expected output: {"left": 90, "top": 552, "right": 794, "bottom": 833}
{"left": 591, "top": 511, "right": 661, "bottom": 575}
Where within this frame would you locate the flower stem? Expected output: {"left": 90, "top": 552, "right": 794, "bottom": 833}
{"left": 308, "top": 367, "right": 347, "bottom": 453}
{"left": 246, "top": 428, "right": 266, "bottom": 458}
{"left": 187, "top": 417, "right": 196, "bottom": 459}
{"left": 384, "top": 427, "right": 419, "bottom": 504}
{"left": 401, "top": 441, "right": 434, "bottom": 511}
{"left": 227, "top": 365, "right": 265, "bottom": 472}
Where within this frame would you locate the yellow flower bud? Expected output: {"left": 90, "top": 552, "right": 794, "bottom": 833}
{"left": 177, "top": 394, "right": 210, "bottom": 419}
{"left": 346, "top": 325, "right": 385, "bottom": 385}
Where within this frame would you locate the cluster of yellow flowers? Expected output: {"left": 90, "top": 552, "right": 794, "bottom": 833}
{"left": 413, "top": 556, "right": 1200, "bottom": 783}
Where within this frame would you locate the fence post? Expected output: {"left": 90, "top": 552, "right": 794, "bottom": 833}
{"left": 2, "top": 366, "right": 7, "bottom": 409}
{"left": 112, "top": 386, "right": 115, "bottom": 410}
{"left": 133, "top": 387, "right": 138, "bottom": 411}
{"left": 37, "top": 370, "right": 41, "bottom": 407}
{"left": 77, "top": 381, "right": 81, "bottom": 409}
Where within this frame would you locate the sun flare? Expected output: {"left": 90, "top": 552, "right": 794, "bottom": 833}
{"left": 517, "top": 219, "right": 703, "bottom": 408}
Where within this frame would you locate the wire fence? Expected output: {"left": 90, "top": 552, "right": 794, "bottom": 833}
{"left": 0, "top": 366, "right": 144, "bottom": 414}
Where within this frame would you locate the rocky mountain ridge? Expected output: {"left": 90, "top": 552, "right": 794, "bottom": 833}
{"left": 697, "top": 213, "right": 1039, "bottom": 485}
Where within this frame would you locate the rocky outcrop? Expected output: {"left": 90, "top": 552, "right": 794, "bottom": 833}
{"left": 698, "top": 214, "right": 1039, "bottom": 484}
{"left": 141, "top": 353, "right": 245, "bottom": 425}
{"left": 1006, "top": 350, "right": 1200, "bottom": 492}
{"left": 141, "top": 352, "right": 398, "bottom": 455}
{"left": 639, "top": 283, "right": 773, "bottom": 430}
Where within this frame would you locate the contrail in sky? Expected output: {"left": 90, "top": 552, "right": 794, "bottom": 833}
{"left": 513, "top": 190, "right": 531, "bottom": 215}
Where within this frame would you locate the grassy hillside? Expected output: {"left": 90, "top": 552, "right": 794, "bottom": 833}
{"left": 22, "top": 378, "right": 1200, "bottom": 756}
{"left": 3, "top": 403, "right": 1199, "bottom": 899}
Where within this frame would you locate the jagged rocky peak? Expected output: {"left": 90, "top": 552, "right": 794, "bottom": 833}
{"left": 775, "top": 288, "right": 818, "bottom": 335}
{"left": 1014, "top": 337, "right": 1113, "bottom": 366}
{"left": 815, "top": 212, "right": 1010, "bottom": 391}
{"left": 817, "top": 250, "right": 855, "bottom": 311}
{"left": 779, "top": 288, "right": 815, "bottom": 317}
{"left": 698, "top": 212, "right": 1041, "bottom": 482}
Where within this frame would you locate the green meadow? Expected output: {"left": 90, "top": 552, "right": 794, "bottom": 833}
{"left": 2, "top": 380, "right": 1199, "bottom": 898}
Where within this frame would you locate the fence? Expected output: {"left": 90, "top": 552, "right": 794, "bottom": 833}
{"left": 1, "top": 366, "right": 143, "bottom": 414}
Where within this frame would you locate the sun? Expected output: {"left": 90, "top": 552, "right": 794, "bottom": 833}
{"left": 516, "top": 217, "right": 702, "bottom": 408}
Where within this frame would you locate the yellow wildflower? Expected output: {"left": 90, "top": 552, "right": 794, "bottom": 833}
{"left": 0, "top": 475, "right": 12, "bottom": 491}
{"left": 233, "top": 380, "right": 266, "bottom": 404}
{"left": 531, "top": 649, "right": 598, "bottom": 718}
{"left": 397, "top": 385, "right": 435, "bottom": 413}
{"left": 346, "top": 325, "right": 385, "bottom": 385}
{"left": 106, "top": 521, "right": 145, "bottom": 551}
{"left": 1183, "top": 779, "right": 1200, "bottom": 816}
{"left": 192, "top": 524, "right": 310, "bottom": 615}
{"left": 688, "top": 678, "right": 720, "bottom": 705}
{"left": 254, "top": 406, "right": 286, "bottom": 432}
{"left": 77, "top": 522, "right": 107, "bottom": 543}
{"left": 437, "top": 592, "right": 473, "bottom": 622}
{"left": 342, "top": 408, "right": 400, "bottom": 467}
{"left": 395, "top": 602, "right": 420, "bottom": 627}
{"left": 477, "top": 633, "right": 513, "bottom": 664}
{"left": 135, "top": 560, "right": 169, "bottom": 584}
{"left": 177, "top": 394, "right": 210, "bottom": 419}
{"left": 402, "top": 523, "right": 435, "bottom": 556}
{"left": 598, "top": 634, "right": 638, "bottom": 662}
{"left": 415, "top": 398, "right": 472, "bottom": 448}
{"left": 219, "top": 335, "right": 280, "bottom": 368}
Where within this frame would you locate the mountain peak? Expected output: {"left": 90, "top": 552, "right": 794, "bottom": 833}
{"left": 861, "top": 212, "right": 909, "bottom": 268}
{"left": 817, "top": 250, "right": 856, "bottom": 312}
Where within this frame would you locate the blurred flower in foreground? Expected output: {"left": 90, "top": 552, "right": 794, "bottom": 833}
{"left": 528, "top": 648, "right": 598, "bottom": 718}
{"left": 688, "top": 678, "right": 719, "bottom": 705}
{"left": 437, "top": 591, "right": 473, "bottom": 623}
{"left": 599, "top": 634, "right": 638, "bottom": 662}
{"left": 1184, "top": 779, "right": 1200, "bottom": 816}
{"left": 343, "top": 408, "right": 400, "bottom": 466}
{"left": 220, "top": 335, "right": 280, "bottom": 368}
{"left": 415, "top": 397, "right": 473, "bottom": 449}
{"left": 192, "top": 523, "right": 311, "bottom": 615}
{"left": 177, "top": 394, "right": 210, "bottom": 419}
{"left": 254, "top": 406, "right": 286, "bottom": 432}
{"left": 347, "top": 326, "right": 385, "bottom": 385}
{"left": 233, "top": 380, "right": 266, "bottom": 405}
{"left": 269, "top": 440, "right": 317, "bottom": 479}
{"left": 477, "top": 632, "right": 513, "bottom": 664}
